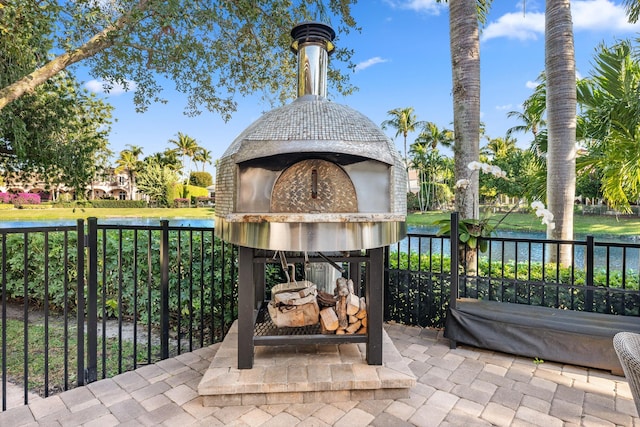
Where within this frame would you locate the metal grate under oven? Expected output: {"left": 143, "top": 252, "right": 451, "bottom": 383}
{"left": 254, "top": 302, "right": 321, "bottom": 336}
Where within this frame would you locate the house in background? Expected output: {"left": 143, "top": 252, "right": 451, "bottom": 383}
{"left": 1, "top": 168, "right": 143, "bottom": 201}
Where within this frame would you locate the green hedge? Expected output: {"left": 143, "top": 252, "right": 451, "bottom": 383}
{"left": 89, "top": 199, "right": 148, "bottom": 208}
{"left": 169, "top": 184, "right": 208, "bottom": 205}
{"left": 3, "top": 230, "right": 237, "bottom": 339}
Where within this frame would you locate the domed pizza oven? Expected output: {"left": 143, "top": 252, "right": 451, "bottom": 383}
{"left": 214, "top": 22, "right": 407, "bottom": 252}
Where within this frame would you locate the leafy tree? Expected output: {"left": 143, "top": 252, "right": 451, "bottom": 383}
{"left": 1, "top": 2, "right": 114, "bottom": 192}
{"left": 135, "top": 161, "right": 179, "bottom": 207}
{"left": 0, "top": 1, "right": 358, "bottom": 116}
{"left": 545, "top": 0, "right": 576, "bottom": 264}
{"left": 189, "top": 172, "right": 213, "bottom": 188}
{"left": 0, "top": 71, "right": 113, "bottom": 197}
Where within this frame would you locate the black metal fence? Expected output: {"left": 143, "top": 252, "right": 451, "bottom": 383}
{"left": 385, "top": 213, "right": 640, "bottom": 329}
{"left": 0, "top": 218, "right": 237, "bottom": 411}
{"left": 3, "top": 214, "right": 640, "bottom": 411}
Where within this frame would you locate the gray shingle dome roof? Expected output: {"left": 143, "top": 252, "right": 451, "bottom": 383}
{"left": 222, "top": 95, "right": 401, "bottom": 166}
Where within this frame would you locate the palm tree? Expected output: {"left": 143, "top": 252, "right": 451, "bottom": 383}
{"left": 411, "top": 122, "right": 454, "bottom": 210}
{"left": 577, "top": 40, "right": 640, "bottom": 213}
{"left": 114, "top": 149, "right": 140, "bottom": 200}
{"left": 415, "top": 121, "right": 454, "bottom": 150}
{"left": 623, "top": 0, "right": 640, "bottom": 23}
{"left": 482, "top": 136, "right": 516, "bottom": 159}
{"left": 169, "top": 132, "right": 199, "bottom": 182}
{"left": 381, "top": 107, "right": 424, "bottom": 171}
{"left": 506, "top": 75, "right": 547, "bottom": 142}
{"left": 125, "top": 144, "right": 144, "bottom": 158}
{"left": 545, "top": 0, "right": 576, "bottom": 265}
{"left": 194, "top": 147, "right": 213, "bottom": 172}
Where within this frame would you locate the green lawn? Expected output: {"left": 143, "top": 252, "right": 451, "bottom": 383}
{"left": 0, "top": 207, "right": 215, "bottom": 220}
{"left": 0, "top": 206, "right": 638, "bottom": 237}
{"left": 408, "top": 211, "right": 640, "bottom": 237}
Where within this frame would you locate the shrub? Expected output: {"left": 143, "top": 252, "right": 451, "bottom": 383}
{"left": 195, "top": 196, "right": 215, "bottom": 207}
{"left": 170, "top": 184, "right": 208, "bottom": 205}
{"left": 407, "top": 192, "right": 420, "bottom": 212}
{"left": 189, "top": 172, "right": 213, "bottom": 188}
{"left": 1, "top": 192, "right": 42, "bottom": 207}
{"left": 19, "top": 204, "right": 52, "bottom": 210}
{"left": 173, "top": 198, "right": 190, "bottom": 208}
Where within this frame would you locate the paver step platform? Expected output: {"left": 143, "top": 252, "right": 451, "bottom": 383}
{"left": 197, "top": 320, "right": 416, "bottom": 406}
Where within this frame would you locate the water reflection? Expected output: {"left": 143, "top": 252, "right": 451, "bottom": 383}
{"left": 403, "top": 225, "right": 640, "bottom": 272}
{"left": 0, "top": 218, "right": 215, "bottom": 228}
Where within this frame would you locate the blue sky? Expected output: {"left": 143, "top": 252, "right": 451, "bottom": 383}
{"left": 80, "top": 0, "right": 640, "bottom": 177}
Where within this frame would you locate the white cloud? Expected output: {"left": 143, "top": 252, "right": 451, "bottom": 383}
{"left": 355, "top": 57, "right": 389, "bottom": 72}
{"left": 496, "top": 104, "right": 513, "bottom": 111}
{"left": 482, "top": 11, "right": 544, "bottom": 41}
{"left": 483, "top": 0, "right": 640, "bottom": 42}
{"left": 385, "top": 0, "right": 444, "bottom": 15}
{"left": 84, "top": 79, "right": 136, "bottom": 95}
{"left": 572, "top": 0, "right": 640, "bottom": 32}
{"left": 525, "top": 80, "right": 539, "bottom": 89}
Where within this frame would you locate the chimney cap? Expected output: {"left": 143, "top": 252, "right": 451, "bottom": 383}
{"left": 290, "top": 21, "right": 335, "bottom": 54}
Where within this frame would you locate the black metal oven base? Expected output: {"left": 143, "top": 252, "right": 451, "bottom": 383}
{"left": 237, "top": 246, "right": 384, "bottom": 369}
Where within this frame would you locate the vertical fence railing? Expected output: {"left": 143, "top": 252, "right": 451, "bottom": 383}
{"left": 76, "top": 220, "right": 85, "bottom": 388}
{"left": 0, "top": 220, "right": 239, "bottom": 412}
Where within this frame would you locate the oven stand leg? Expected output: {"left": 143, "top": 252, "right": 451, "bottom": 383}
{"left": 366, "top": 247, "right": 384, "bottom": 365}
{"left": 238, "top": 246, "right": 255, "bottom": 369}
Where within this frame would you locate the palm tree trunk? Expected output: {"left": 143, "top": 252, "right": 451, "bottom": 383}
{"left": 546, "top": 0, "right": 576, "bottom": 265}
{"left": 450, "top": 0, "right": 481, "bottom": 275}
{"left": 450, "top": 0, "right": 480, "bottom": 221}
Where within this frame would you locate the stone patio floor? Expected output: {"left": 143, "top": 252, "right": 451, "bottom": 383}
{"left": 0, "top": 322, "right": 638, "bottom": 426}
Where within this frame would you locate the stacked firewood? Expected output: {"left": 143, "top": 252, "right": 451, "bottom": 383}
{"left": 317, "top": 277, "right": 367, "bottom": 334}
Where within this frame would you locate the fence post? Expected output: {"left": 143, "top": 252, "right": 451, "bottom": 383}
{"left": 160, "top": 220, "right": 170, "bottom": 359}
{"left": 76, "top": 219, "right": 85, "bottom": 386}
{"left": 450, "top": 212, "right": 459, "bottom": 310}
{"left": 585, "top": 235, "right": 594, "bottom": 312}
{"left": 86, "top": 218, "right": 98, "bottom": 383}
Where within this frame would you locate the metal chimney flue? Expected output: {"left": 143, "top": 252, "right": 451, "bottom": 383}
{"left": 290, "top": 22, "right": 335, "bottom": 98}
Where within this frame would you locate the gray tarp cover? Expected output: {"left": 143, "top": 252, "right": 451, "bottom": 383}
{"left": 444, "top": 298, "right": 640, "bottom": 373}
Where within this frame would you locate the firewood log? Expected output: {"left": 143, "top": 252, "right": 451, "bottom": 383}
{"left": 320, "top": 307, "right": 339, "bottom": 331}
{"left": 336, "top": 295, "right": 348, "bottom": 329}
{"left": 346, "top": 293, "right": 360, "bottom": 316}
{"left": 361, "top": 315, "right": 367, "bottom": 328}
{"left": 345, "top": 320, "right": 361, "bottom": 334}
{"left": 355, "top": 297, "right": 367, "bottom": 319}
{"left": 348, "top": 315, "right": 358, "bottom": 324}
{"left": 357, "top": 326, "right": 367, "bottom": 335}
{"left": 336, "top": 328, "right": 346, "bottom": 335}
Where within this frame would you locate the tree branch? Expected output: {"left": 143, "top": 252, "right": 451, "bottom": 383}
{"left": 0, "top": 0, "right": 151, "bottom": 110}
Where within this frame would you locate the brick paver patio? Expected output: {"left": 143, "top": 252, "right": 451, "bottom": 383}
{"left": 1, "top": 322, "right": 637, "bottom": 426}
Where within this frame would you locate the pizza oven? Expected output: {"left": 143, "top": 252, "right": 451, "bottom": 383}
{"left": 214, "top": 22, "right": 407, "bottom": 252}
